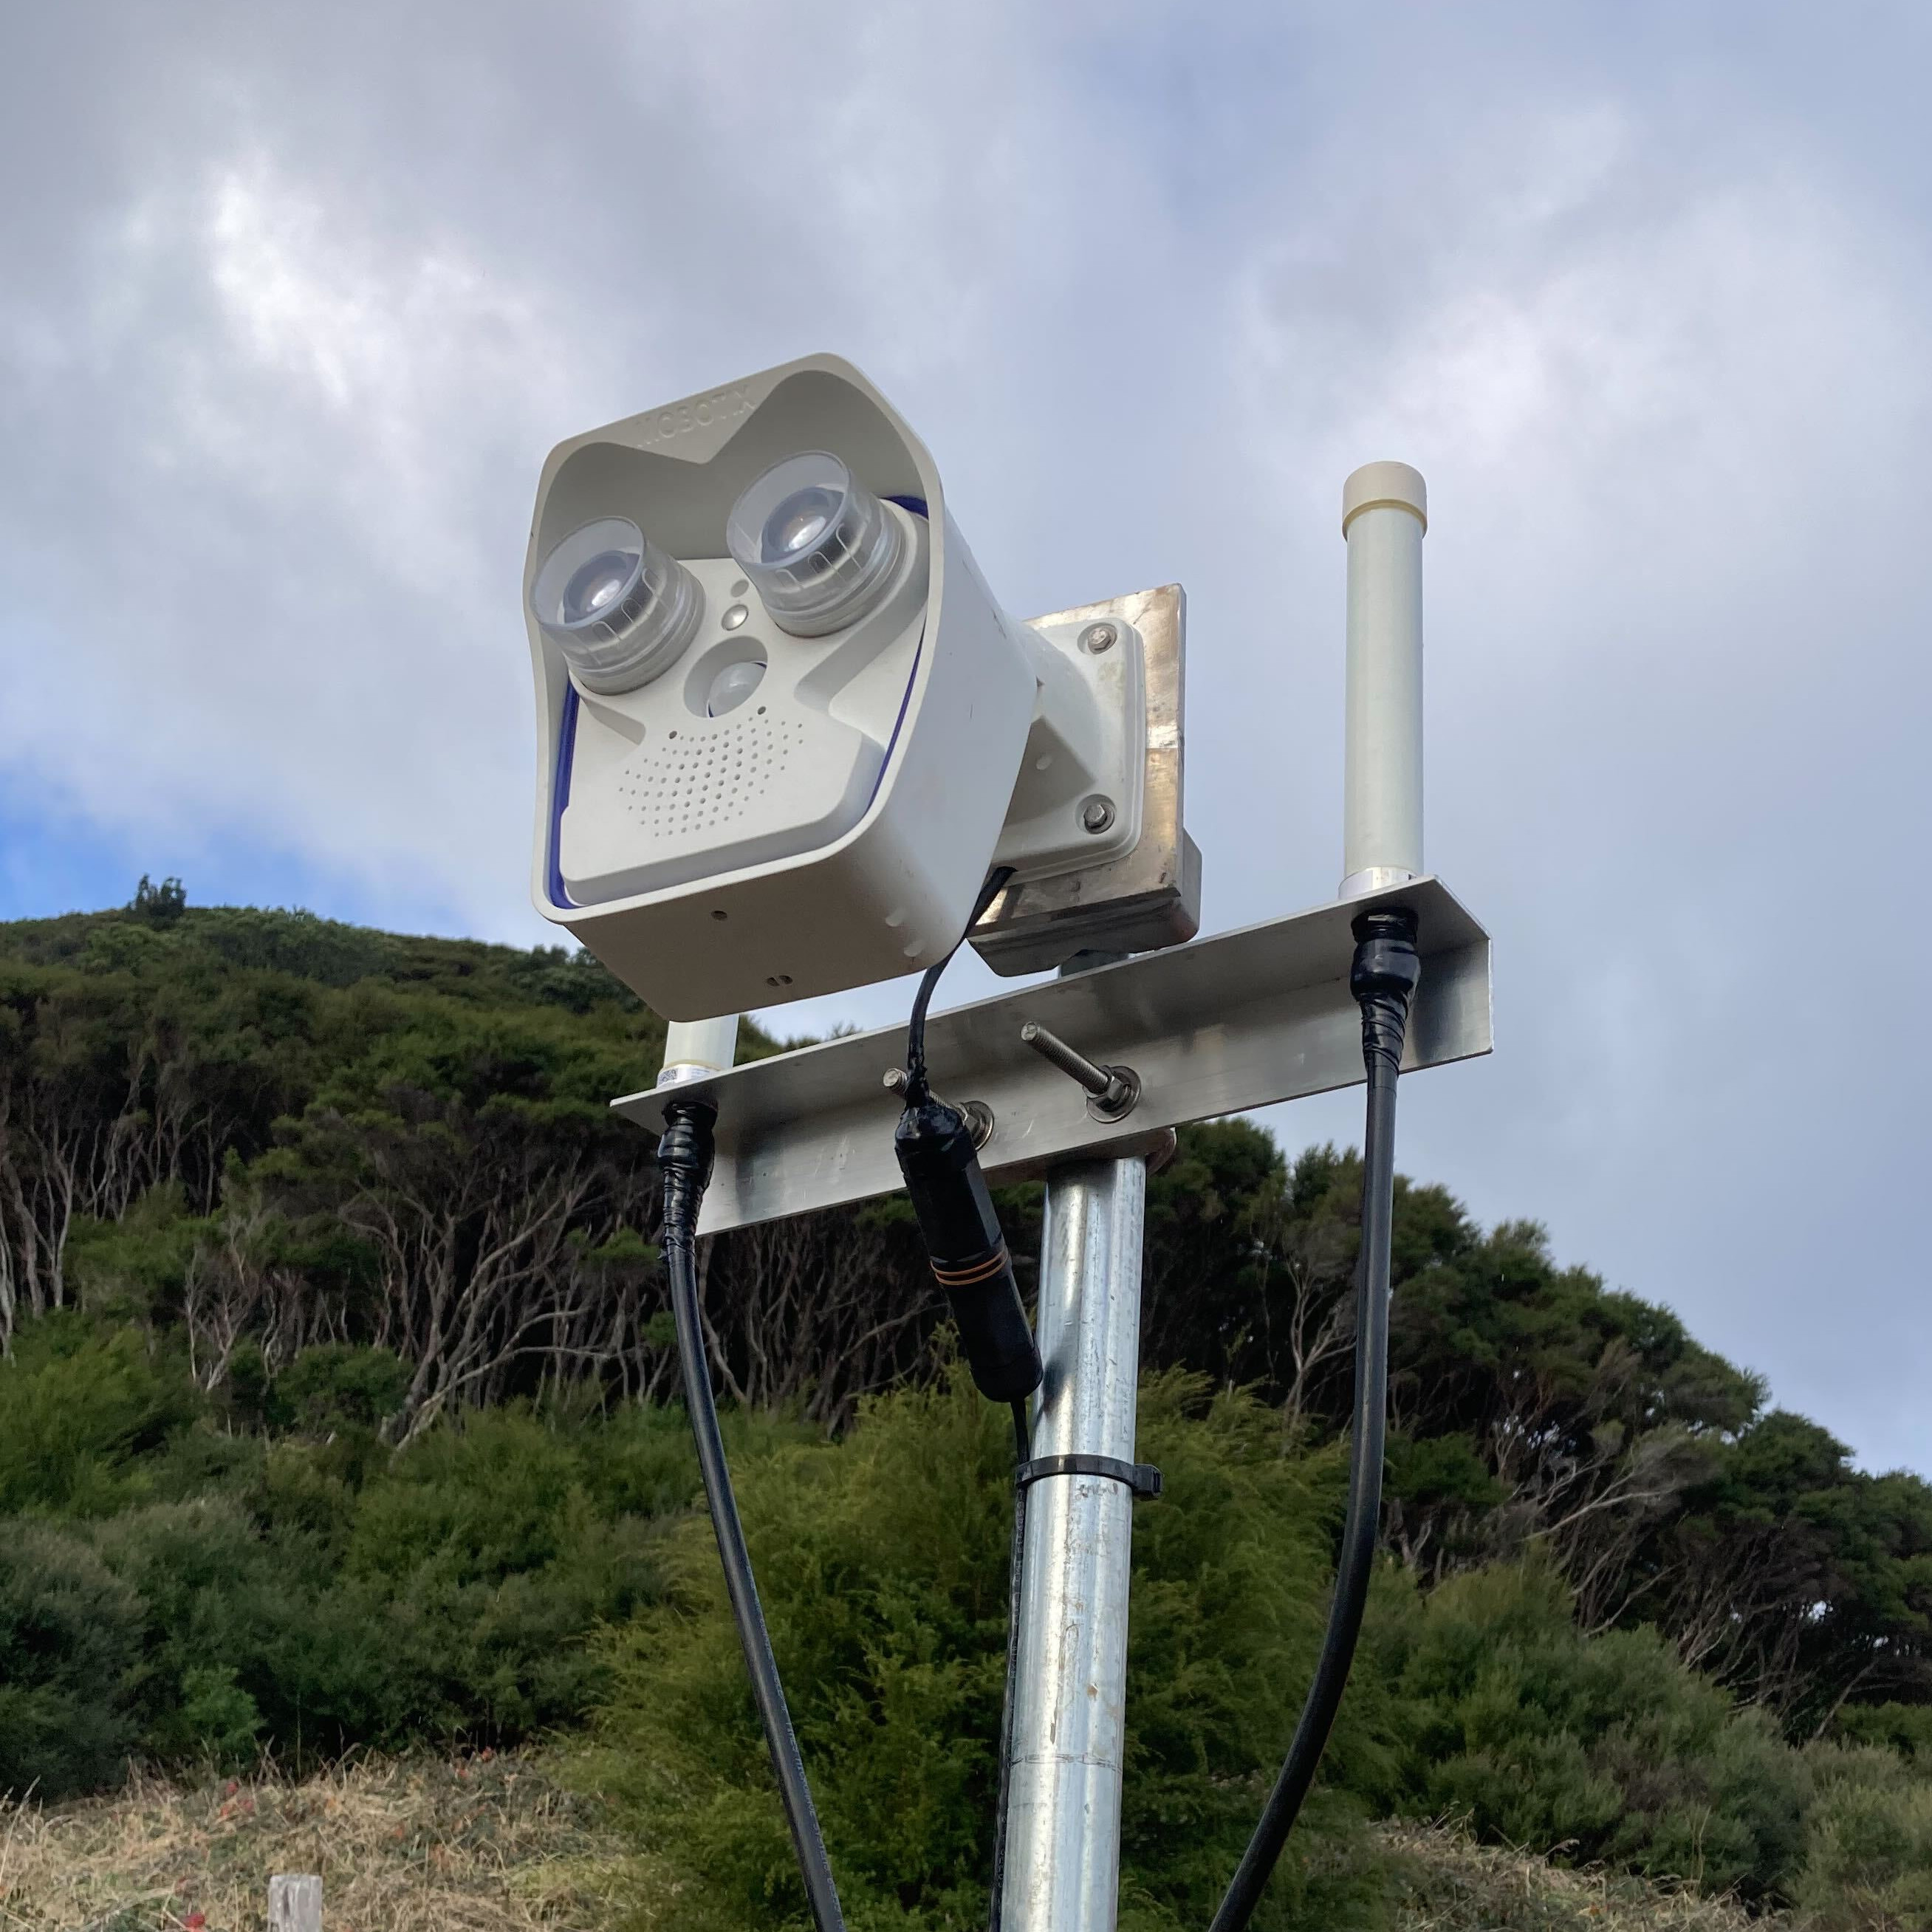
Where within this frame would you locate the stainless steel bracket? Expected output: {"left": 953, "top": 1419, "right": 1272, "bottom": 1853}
{"left": 970, "top": 583, "right": 1199, "bottom": 974}
{"left": 612, "top": 876, "right": 1490, "bottom": 1239}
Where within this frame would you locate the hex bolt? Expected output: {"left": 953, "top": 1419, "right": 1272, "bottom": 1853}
{"left": 1018, "top": 1021, "right": 1140, "bottom": 1120}
{"left": 1079, "top": 622, "right": 1117, "bottom": 654}
{"left": 1081, "top": 797, "right": 1116, "bottom": 835}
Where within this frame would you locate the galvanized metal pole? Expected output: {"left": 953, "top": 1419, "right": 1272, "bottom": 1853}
{"left": 1000, "top": 1149, "right": 1147, "bottom": 1932}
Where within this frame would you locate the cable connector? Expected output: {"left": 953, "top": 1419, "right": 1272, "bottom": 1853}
{"left": 657, "top": 1096, "right": 717, "bottom": 1251}
{"left": 1349, "top": 905, "right": 1421, "bottom": 1078}
{"left": 894, "top": 1095, "right": 1043, "bottom": 1405}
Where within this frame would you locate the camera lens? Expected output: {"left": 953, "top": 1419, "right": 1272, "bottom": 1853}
{"left": 561, "top": 547, "right": 642, "bottom": 625}
{"left": 727, "top": 453, "right": 904, "bottom": 637}
{"left": 529, "top": 516, "right": 703, "bottom": 693}
{"left": 763, "top": 488, "right": 839, "bottom": 563}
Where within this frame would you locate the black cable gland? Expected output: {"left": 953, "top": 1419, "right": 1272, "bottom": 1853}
{"left": 1349, "top": 908, "right": 1422, "bottom": 1080}
{"left": 894, "top": 1095, "right": 1043, "bottom": 1404}
{"left": 658, "top": 1099, "right": 718, "bottom": 1245}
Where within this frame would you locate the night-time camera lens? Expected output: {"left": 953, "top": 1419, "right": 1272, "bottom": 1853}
{"left": 726, "top": 453, "right": 903, "bottom": 637}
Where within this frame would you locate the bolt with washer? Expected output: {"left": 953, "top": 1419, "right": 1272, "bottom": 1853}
{"left": 1079, "top": 623, "right": 1117, "bottom": 654}
{"left": 1081, "top": 797, "right": 1116, "bottom": 835}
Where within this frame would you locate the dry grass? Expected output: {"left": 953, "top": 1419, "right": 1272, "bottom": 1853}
{"left": 1377, "top": 1818, "right": 1760, "bottom": 1931}
{"left": 0, "top": 1755, "right": 637, "bottom": 1932}
{"left": 0, "top": 1759, "right": 1773, "bottom": 1932}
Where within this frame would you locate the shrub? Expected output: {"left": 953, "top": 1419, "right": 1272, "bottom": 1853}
{"left": 0, "top": 1317, "right": 199, "bottom": 1515}
{"left": 321, "top": 1405, "right": 672, "bottom": 1747}
{"left": 1834, "top": 1702, "right": 1932, "bottom": 1764}
{"left": 1793, "top": 1743, "right": 1932, "bottom": 1929}
{"left": 1375, "top": 1558, "right": 1812, "bottom": 1902}
{"left": 584, "top": 1373, "right": 1388, "bottom": 1932}
{"left": 63, "top": 1185, "right": 205, "bottom": 1323}
{"left": 89, "top": 1495, "right": 292, "bottom": 1769}
{"left": 0, "top": 1346, "right": 698, "bottom": 1790}
{"left": 274, "top": 1343, "right": 412, "bottom": 1434}
{"left": 0, "top": 1520, "right": 145, "bottom": 1795}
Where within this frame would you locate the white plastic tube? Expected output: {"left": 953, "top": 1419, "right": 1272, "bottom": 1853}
{"left": 657, "top": 1015, "right": 739, "bottom": 1087}
{"left": 1340, "top": 462, "right": 1427, "bottom": 900}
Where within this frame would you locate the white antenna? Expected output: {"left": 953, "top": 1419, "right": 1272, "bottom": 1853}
{"left": 1340, "top": 461, "right": 1428, "bottom": 900}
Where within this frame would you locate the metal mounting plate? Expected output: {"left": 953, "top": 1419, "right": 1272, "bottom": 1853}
{"left": 613, "top": 877, "right": 1490, "bottom": 1238}
{"left": 970, "top": 583, "right": 1197, "bottom": 974}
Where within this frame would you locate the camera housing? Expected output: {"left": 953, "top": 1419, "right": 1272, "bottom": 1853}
{"left": 525, "top": 354, "right": 1155, "bottom": 1018}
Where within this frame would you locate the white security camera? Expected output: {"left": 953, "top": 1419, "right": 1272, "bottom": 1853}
{"left": 525, "top": 354, "right": 1151, "bottom": 1018}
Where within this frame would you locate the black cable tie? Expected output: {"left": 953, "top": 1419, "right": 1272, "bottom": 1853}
{"left": 1015, "top": 1453, "right": 1163, "bottom": 1500}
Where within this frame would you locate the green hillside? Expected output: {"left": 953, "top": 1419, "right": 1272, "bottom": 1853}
{"left": 1, "top": 890, "right": 1928, "bottom": 1925}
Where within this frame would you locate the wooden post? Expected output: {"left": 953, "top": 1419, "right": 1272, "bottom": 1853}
{"left": 268, "top": 1874, "right": 322, "bottom": 1931}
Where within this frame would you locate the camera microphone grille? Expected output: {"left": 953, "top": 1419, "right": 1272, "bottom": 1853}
{"left": 615, "top": 711, "right": 805, "bottom": 841}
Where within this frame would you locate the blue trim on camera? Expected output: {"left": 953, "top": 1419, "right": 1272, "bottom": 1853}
{"left": 546, "top": 682, "right": 580, "bottom": 911}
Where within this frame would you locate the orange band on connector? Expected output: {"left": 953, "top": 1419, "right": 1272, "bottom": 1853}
{"left": 931, "top": 1247, "right": 1010, "bottom": 1289}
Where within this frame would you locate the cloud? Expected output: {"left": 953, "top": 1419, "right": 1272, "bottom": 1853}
{"left": 0, "top": 1, "right": 1171, "bottom": 925}
{"left": 3, "top": 1, "right": 1931, "bottom": 1468}
{"left": 1216, "top": 86, "right": 1932, "bottom": 1469}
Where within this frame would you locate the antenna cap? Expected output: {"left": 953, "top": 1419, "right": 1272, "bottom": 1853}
{"left": 1342, "top": 461, "right": 1428, "bottom": 536}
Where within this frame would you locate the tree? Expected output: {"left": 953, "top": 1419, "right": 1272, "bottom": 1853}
{"left": 4, "top": 900, "right": 1932, "bottom": 1750}
{"left": 128, "top": 874, "right": 187, "bottom": 925}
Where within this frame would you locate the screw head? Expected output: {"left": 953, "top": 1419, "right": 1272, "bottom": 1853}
{"left": 1081, "top": 797, "right": 1116, "bottom": 835}
{"left": 1079, "top": 623, "right": 1117, "bottom": 654}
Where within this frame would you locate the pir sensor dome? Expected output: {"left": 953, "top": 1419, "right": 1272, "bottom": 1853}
{"left": 528, "top": 515, "right": 704, "bottom": 693}
{"left": 726, "top": 451, "right": 903, "bottom": 637}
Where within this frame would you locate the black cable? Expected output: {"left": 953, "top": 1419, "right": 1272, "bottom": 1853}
{"left": 894, "top": 862, "right": 1030, "bottom": 1926}
{"left": 658, "top": 1097, "right": 847, "bottom": 1932}
{"left": 895, "top": 862, "right": 1040, "bottom": 1408}
{"left": 905, "top": 867, "right": 1014, "bottom": 1106}
{"left": 988, "top": 1397, "right": 1032, "bottom": 1932}
{"left": 1206, "top": 906, "right": 1422, "bottom": 1932}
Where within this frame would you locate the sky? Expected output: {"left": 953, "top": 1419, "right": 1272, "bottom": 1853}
{"left": 3, "top": 3, "right": 1929, "bottom": 1470}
